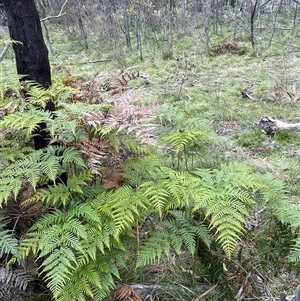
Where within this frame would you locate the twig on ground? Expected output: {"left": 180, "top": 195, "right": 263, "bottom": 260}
{"left": 192, "top": 284, "right": 217, "bottom": 301}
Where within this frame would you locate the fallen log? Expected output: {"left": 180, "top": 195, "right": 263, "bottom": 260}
{"left": 259, "top": 116, "right": 300, "bottom": 135}
{"left": 112, "top": 283, "right": 213, "bottom": 301}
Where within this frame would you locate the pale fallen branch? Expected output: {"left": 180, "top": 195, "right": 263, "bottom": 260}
{"left": 118, "top": 283, "right": 212, "bottom": 300}
{"left": 192, "top": 284, "right": 218, "bottom": 301}
{"left": 0, "top": 43, "right": 10, "bottom": 63}
{"left": 259, "top": 116, "right": 300, "bottom": 135}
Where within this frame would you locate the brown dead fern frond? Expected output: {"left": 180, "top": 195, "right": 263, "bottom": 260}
{"left": 81, "top": 88, "right": 156, "bottom": 144}
{"left": 108, "top": 69, "right": 148, "bottom": 95}
{"left": 114, "top": 71, "right": 140, "bottom": 87}
{"left": 82, "top": 110, "right": 106, "bottom": 128}
{"left": 0, "top": 267, "right": 33, "bottom": 296}
{"left": 76, "top": 70, "right": 112, "bottom": 103}
{"left": 104, "top": 89, "right": 154, "bottom": 126}
{"left": 112, "top": 284, "right": 142, "bottom": 301}
{"left": 78, "top": 69, "right": 148, "bottom": 102}
{"left": 104, "top": 87, "right": 143, "bottom": 105}
{"left": 80, "top": 138, "right": 113, "bottom": 175}
{"left": 105, "top": 100, "right": 156, "bottom": 143}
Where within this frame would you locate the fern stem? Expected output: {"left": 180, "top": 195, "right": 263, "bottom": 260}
{"left": 136, "top": 220, "right": 140, "bottom": 245}
{"left": 191, "top": 152, "right": 194, "bottom": 170}
{"left": 184, "top": 145, "right": 188, "bottom": 171}
{"left": 193, "top": 235, "right": 200, "bottom": 278}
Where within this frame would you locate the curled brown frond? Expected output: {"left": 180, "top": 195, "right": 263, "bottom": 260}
{"left": 112, "top": 284, "right": 141, "bottom": 301}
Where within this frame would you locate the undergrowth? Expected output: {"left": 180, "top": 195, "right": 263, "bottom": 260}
{"left": 2, "top": 12, "right": 300, "bottom": 301}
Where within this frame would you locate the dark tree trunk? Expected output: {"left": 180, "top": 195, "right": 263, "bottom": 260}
{"left": 2, "top": 0, "right": 51, "bottom": 88}
{"left": 2, "top": 0, "right": 54, "bottom": 150}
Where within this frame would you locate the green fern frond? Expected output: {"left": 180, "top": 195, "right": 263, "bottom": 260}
{"left": 0, "top": 148, "right": 63, "bottom": 192}
{"left": 155, "top": 103, "right": 212, "bottom": 134}
{"left": 114, "top": 132, "right": 149, "bottom": 154}
{"left": 0, "top": 73, "right": 21, "bottom": 101}
{"left": 136, "top": 230, "right": 170, "bottom": 267}
{"left": 137, "top": 210, "right": 210, "bottom": 268}
{"left": 20, "top": 198, "right": 126, "bottom": 301}
{"left": 139, "top": 166, "right": 202, "bottom": 216}
{"left": 24, "top": 184, "right": 70, "bottom": 206}
{"left": 50, "top": 112, "right": 86, "bottom": 143}
{"left": 163, "top": 169, "right": 202, "bottom": 208}
{"left": 25, "top": 81, "right": 53, "bottom": 108}
{"left": 169, "top": 210, "right": 210, "bottom": 251}
{"left": 67, "top": 171, "right": 93, "bottom": 194}
{"left": 61, "top": 103, "right": 111, "bottom": 118}
{"left": 53, "top": 250, "right": 124, "bottom": 301}
{"left": 162, "top": 129, "right": 209, "bottom": 154}
{"left": 0, "top": 141, "right": 33, "bottom": 167}
{"left": 0, "top": 177, "right": 23, "bottom": 207}
{"left": 25, "top": 79, "right": 78, "bottom": 108}
{"left": 0, "top": 216, "right": 18, "bottom": 257}
{"left": 289, "top": 238, "right": 300, "bottom": 262}
{"left": 62, "top": 147, "right": 87, "bottom": 169}
{"left": 122, "top": 155, "right": 162, "bottom": 186}
{"left": 256, "top": 173, "right": 300, "bottom": 226}
{"left": 191, "top": 163, "right": 266, "bottom": 259}
{"left": 165, "top": 219, "right": 194, "bottom": 254}
{"left": 99, "top": 186, "right": 148, "bottom": 238}
{"left": 99, "top": 128, "right": 121, "bottom": 150}
{"left": 0, "top": 106, "right": 54, "bottom": 138}
{"left": 140, "top": 180, "right": 169, "bottom": 218}
{"left": 39, "top": 156, "right": 61, "bottom": 183}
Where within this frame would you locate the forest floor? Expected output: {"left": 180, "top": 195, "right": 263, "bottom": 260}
{"left": 2, "top": 24, "right": 300, "bottom": 300}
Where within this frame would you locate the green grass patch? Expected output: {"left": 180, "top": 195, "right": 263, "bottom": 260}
{"left": 274, "top": 130, "right": 300, "bottom": 146}
{"left": 234, "top": 129, "right": 265, "bottom": 148}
